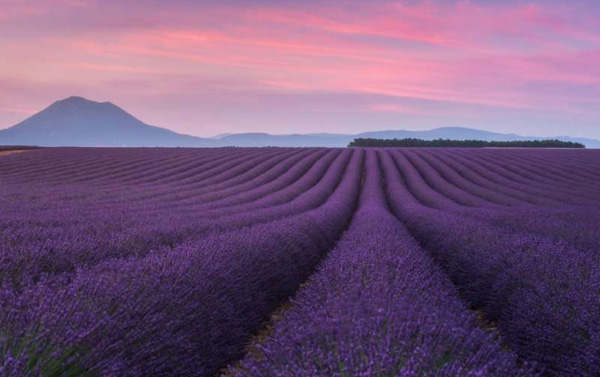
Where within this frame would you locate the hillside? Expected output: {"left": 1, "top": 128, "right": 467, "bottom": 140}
{"left": 1, "top": 97, "right": 598, "bottom": 148}
{"left": 0, "top": 97, "right": 210, "bottom": 147}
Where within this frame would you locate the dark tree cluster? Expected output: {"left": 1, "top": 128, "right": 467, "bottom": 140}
{"left": 0, "top": 145, "right": 40, "bottom": 151}
{"left": 348, "top": 138, "right": 586, "bottom": 148}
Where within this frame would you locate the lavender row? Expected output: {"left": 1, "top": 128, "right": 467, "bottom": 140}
{"left": 484, "top": 149, "right": 600, "bottom": 187}
{"left": 133, "top": 149, "right": 330, "bottom": 212}
{"left": 412, "top": 150, "right": 532, "bottom": 206}
{"left": 0, "top": 147, "right": 238, "bottom": 183}
{"left": 380, "top": 150, "right": 600, "bottom": 376}
{"left": 231, "top": 150, "right": 535, "bottom": 377}
{"left": 0, "top": 150, "right": 352, "bottom": 284}
{"left": 400, "top": 149, "right": 599, "bottom": 207}
{"left": 0, "top": 150, "right": 363, "bottom": 376}
{"left": 408, "top": 150, "right": 600, "bottom": 253}
{"left": 380, "top": 149, "right": 600, "bottom": 271}
{"left": 3, "top": 148, "right": 311, "bottom": 214}
{"left": 455, "top": 150, "right": 600, "bottom": 203}
{"left": 401, "top": 149, "right": 600, "bottom": 208}
{"left": 431, "top": 149, "right": 563, "bottom": 206}
{"left": 1, "top": 148, "right": 291, "bottom": 203}
{"left": 0, "top": 149, "right": 305, "bottom": 224}
{"left": 144, "top": 149, "right": 341, "bottom": 216}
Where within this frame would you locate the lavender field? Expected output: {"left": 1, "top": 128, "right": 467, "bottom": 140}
{"left": 1, "top": 147, "right": 599, "bottom": 377}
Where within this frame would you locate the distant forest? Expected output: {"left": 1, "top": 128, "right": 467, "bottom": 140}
{"left": 0, "top": 145, "right": 40, "bottom": 151}
{"left": 348, "top": 138, "right": 586, "bottom": 148}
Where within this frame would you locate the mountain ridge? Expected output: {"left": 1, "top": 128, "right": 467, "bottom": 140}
{"left": 1, "top": 97, "right": 598, "bottom": 148}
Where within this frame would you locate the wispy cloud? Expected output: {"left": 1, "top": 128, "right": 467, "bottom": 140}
{"left": 0, "top": 0, "right": 598, "bottom": 137}
{"left": 368, "top": 103, "right": 415, "bottom": 114}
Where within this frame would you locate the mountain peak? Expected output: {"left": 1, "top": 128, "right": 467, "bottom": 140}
{"left": 61, "top": 95, "right": 96, "bottom": 103}
{"left": 0, "top": 96, "right": 206, "bottom": 147}
{"left": 1, "top": 97, "right": 598, "bottom": 148}
{"left": 50, "top": 96, "right": 115, "bottom": 109}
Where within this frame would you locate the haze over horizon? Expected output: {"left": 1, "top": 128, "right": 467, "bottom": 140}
{"left": 1, "top": 0, "right": 599, "bottom": 138}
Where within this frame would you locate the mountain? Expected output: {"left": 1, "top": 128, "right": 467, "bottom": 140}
{"left": 0, "top": 96, "right": 211, "bottom": 147}
{"left": 217, "top": 132, "right": 355, "bottom": 147}
{"left": 215, "top": 128, "right": 600, "bottom": 148}
{"left": 355, "top": 128, "right": 600, "bottom": 148}
{"left": 1, "top": 97, "right": 598, "bottom": 148}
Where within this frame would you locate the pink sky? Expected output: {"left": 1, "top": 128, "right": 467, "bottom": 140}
{"left": 0, "top": 0, "right": 599, "bottom": 137}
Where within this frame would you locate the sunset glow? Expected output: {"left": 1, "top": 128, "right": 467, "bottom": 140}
{"left": 1, "top": 0, "right": 599, "bottom": 137}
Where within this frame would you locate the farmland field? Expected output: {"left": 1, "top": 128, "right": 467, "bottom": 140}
{"left": 1, "top": 147, "right": 599, "bottom": 377}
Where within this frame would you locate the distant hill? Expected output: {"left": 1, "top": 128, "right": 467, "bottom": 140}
{"left": 348, "top": 138, "right": 586, "bottom": 148}
{"left": 216, "top": 128, "right": 600, "bottom": 148}
{"left": 0, "top": 97, "right": 211, "bottom": 147}
{"left": 1, "top": 97, "right": 598, "bottom": 148}
{"left": 354, "top": 128, "right": 600, "bottom": 149}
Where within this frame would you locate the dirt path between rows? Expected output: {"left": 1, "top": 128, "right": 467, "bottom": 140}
{"left": 0, "top": 149, "right": 31, "bottom": 156}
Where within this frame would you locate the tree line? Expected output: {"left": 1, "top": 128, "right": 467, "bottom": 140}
{"left": 348, "top": 138, "right": 586, "bottom": 148}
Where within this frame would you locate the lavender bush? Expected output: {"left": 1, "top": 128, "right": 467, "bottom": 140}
{"left": 0, "top": 147, "right": 598, "bottom": 376}
{"left": 231, "top": 151, "right": 536, "bottom": 377}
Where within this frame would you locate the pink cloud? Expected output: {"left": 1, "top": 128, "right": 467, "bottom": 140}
{"left": 0, "top": 106, "right": 36, "bottom": 115}
{"left": 0, "top": 0, "right": 94, "bottom": 18}
{"left": 29, "top": 12, "right": 597, "bottom": 115}
{"left": 368, "top": 103, "right": 415, "bottom": 114}
{"left": 237, "top": 1, "right": 595, "bottom": 53}
{"left": 0, "top": 0, "right": 598, "bottom": 136}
